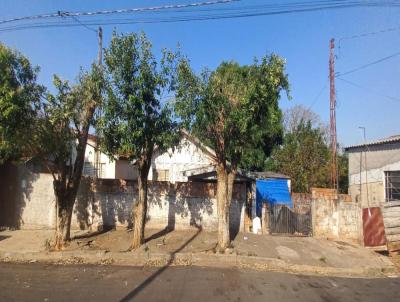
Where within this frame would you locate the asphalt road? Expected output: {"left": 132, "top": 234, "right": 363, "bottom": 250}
{"left": 0, "top": 263, "right": 399, "bottom": 302}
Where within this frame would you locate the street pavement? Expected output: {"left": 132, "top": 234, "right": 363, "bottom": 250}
{"left": 0, "top": 263, "right": 399, "bottom": 302}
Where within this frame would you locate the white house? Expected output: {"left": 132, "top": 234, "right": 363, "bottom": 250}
{"left": 83, "top": 134, "right": 137, "bottom": 180}
{"left": 147, "top": 131, "right": 217, "bottom": 183}
{"left": 82, "top": 132, "right": 217, "bottom": 182}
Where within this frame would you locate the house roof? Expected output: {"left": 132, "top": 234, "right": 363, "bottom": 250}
{"left": 180, "top": 130, "right": 217, "bottom": 162}
{"left": 185, "top": 166, "right": 253, "bottom": 183}
{"left": 345, "top": 134, "right": 400, "bottom": 151}
{"left": 246, "top": 171, "right": 290, "bottom": 180}
{"left": 87, "top": 133, "right": 97, "bottom": 142}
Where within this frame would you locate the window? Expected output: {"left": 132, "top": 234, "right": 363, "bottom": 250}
{"left": 83, "top": 162, "right": 96, "bottom": 177}
{"left": 385, "top": 171, "right": 400, "bottom": 201}
{"left": 153, "top": 169, "right": 169, "bottom": 182}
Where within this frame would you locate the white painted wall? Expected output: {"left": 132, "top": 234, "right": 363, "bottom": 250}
{"left": 83, "top": 134, "right": 216, "bottom": 182}
{"left": 348, "top": 145, "right": 400, "bottom": 207}
{"left": 84, "top": 138, "right": 137, "bottom": 180}
{"left": 84, "top": 139, "right": 116, "bottom": 179}
{"left": 148, "top": 136, "right": 215, "bottom": 183}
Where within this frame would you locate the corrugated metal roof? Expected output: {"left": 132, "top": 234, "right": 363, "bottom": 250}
{"left": 345, "top": 134, "right": 400, "bottom": 150}
{"left": 247, "top": 171, "right": 290, "bottom": 179}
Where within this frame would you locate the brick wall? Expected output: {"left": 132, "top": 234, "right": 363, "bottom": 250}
{"left": 291, "top": 193, "right": 312, "bottom": 214}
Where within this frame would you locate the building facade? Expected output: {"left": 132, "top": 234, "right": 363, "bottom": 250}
{"left": 83, "top": 135, "right": 137, "bottom": 180}
{"left": 345, "top": 135, "right": 400, "bottom": 208}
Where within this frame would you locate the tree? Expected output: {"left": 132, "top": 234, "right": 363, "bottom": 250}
{"left": 100, "top": 32, "right": 187, "bottom": 249}
{"left": 185, "top": 56, "right": 289, "bottom": 250}
{"left": 0, "top": 43, "right": 44, "bottom": 164}
{"left": 266, "top": 106, "right": 349, "bottom": 193}
{"left": 283, "top": 105, "right": 327, "bottom": 137}
{"left": 36, "top": 64, "right": 104, "bottom": 249}
{"left": 266, "top": 119, "right": 330, "bottom": 192}
{"left": 337, "top": 151, "right": 349, "bottom": 194}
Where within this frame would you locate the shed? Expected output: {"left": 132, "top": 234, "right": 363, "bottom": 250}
{"left": 247, "top": 172, "right": 292, "bottom": 217}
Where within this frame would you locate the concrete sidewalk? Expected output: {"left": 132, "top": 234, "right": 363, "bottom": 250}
{"left": 0, "top": 229, "right": 398, "bottom": 278}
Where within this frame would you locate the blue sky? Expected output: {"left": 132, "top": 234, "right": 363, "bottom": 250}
{"left": 1, "top": 0, "right": 400, "bottom": 147}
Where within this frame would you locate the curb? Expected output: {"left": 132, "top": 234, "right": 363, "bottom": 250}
{"left": 0, "top": 250, "right": 398, "bottom": 278}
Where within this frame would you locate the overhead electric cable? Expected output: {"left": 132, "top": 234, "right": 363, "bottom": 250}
{"left": 338, "top": 24, "right": 400, "bottom": 43}
{"left": 337, "top": 77, "right": 400, "bottom": 103}
{"left": 1, "top": 1, "right": 400, "bottom": 33}
{"left": 69, "top": 15, "right": 98, "bottom": 33}
{"left": 0, "top": 0, "right": 239, "bottom": 25}
{"left": 336, "top": 50, "right": 400, "bottom": 77}
{"left": 308, "top": 78, "right": 329, "bottom": 110}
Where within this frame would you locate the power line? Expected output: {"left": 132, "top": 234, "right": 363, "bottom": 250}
{"left": 0, "top": 0, "right": 239, "bottom": 25}
{"left": 1, "top": 1, "right": 400, "bottom": 33}
{"left": 337, "top": 77, "right": 400, "bottom": 102}
{"left": 68, "top": 15, "right": 98, "bottom": 33}
{"left": 308, "top": 78, "right": 329, "bottom": 110}
{"left": 336, "top": 50, "right": 400, "bottom": 77}
{"left": 338, "top": 24, "right": 400, "bottom": 44}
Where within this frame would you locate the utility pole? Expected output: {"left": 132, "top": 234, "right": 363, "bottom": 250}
{"left": 95, "top": 26, "right": 103, "bottom": 178}
{"left": 329, "top": 38, "right": 338, "bottom": 191}
{"left": 98, "top": 26, "right": 103, "bottom": 65}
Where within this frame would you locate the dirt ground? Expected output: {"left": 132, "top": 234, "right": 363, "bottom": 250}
{"left": 62, "top": 228, "right": 395, "bottom": 270}
{"left": 0, "top": 228, "right": 397, "bottom": 273}
{"left": 68, "top": 228, "right": 217, "bottom": 254}
{"left": 389, "top": 252, "right": 400, "bottom": 270}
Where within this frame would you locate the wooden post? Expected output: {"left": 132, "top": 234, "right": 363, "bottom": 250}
{"left": 244, "top": 182, "right": 253, "bottom": 233}
{"left": 262, "top": 203, "right": 270, "bottom": 235}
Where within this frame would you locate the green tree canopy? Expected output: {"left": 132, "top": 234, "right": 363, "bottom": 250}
{"left": 100, "top": 32, "right": 189, "bottom": 248}
{"left": 35, "top": 64, "right": 104, "bottom": 248}
{"left": 182, "top": 55, "right": 290, "bottom": 250}
{"left": 266, "top": 105, "right": 348, "bottom": 193}
{"left": 266, "top": 119, "right": 330, "bottom": 192}
{"left": 0, "top": 43, "right": 44, "bottom": 164}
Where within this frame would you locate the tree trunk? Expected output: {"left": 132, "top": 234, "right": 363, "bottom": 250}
{"left": 131, "top": 158, "right": 151, "bottom": 249}
{"left": 54, "top": 204, "right": 73, "bottom": 250}
{"left": 216, "top": 164, "right": 237, "bottom": 252}
{"left": 226, "top": 170, "right": 236, "bottom": 209}
{"left": 131, "top": 174, "right": 148, "bottom": 249}
{"left": 216, "top": 165, "right": 230, "bottom": 251}
{"left": 52, "top": 107, "right": 96, "bottom": 249}
{"left": 53, "top": 182, "right": 74, "bottom": 250}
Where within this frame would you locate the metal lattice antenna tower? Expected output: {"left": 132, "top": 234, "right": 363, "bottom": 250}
{"left": 329, "top": 38, "right": 338, "bottom": 190}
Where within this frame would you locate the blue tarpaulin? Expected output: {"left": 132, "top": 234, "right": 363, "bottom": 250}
{"left": 256, "top": 179, "right": 292, "bottom": 216}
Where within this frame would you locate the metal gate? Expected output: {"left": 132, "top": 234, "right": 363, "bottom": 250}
{"left": 269, "top": 204, "right": 312, "bottom": 236}
{"left": 362, "top": 207, "right": 387, "bottom": 248}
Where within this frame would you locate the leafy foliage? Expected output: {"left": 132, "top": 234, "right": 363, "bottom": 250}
{"left": 99, "top": 32, "right": 192, "bottom": 248}
{"left": 266, "top": 106, "right": 348, "bottom": 193}
{"left": 192, "top": 55, "right": 289, "bottom": 171}
{"left": 179, "top": 54, "right": 289, "bottom": 249}
{"left": 0, "top": 43, "right": 44, "bottom": 164}
{"left": 34, "top": 64, "right": 104, "bottom": 248}
{"left": 36, "top": 64, "right": 104, "bottom": 176}
{"left": 266, "top": 120, "right": 330, "bottom": 192}
{"left": 99, "top": 32, "right": 186, "bottom": 161}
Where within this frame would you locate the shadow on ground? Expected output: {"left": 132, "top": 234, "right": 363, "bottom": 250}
{"left": 119, "top": 227, "right": 203, "bottom": 302}
{"left": 0, "top": 235, "right": 10, "bottom": 242}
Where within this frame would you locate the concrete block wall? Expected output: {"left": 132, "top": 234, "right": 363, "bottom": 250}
{"left": 348, "top": 182, "right": 384, "bottom": 208}
{"left": 311, "top": 188, "right": 361, "bottom": 242}
{"left": 10, "top": 169, "right": 246, "bottom": 233}
{"left": 88, "top": 180, "right": 245, "bottom": 232}
{"left": 17, "top": 172, "right": 56, "bottom": 229}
